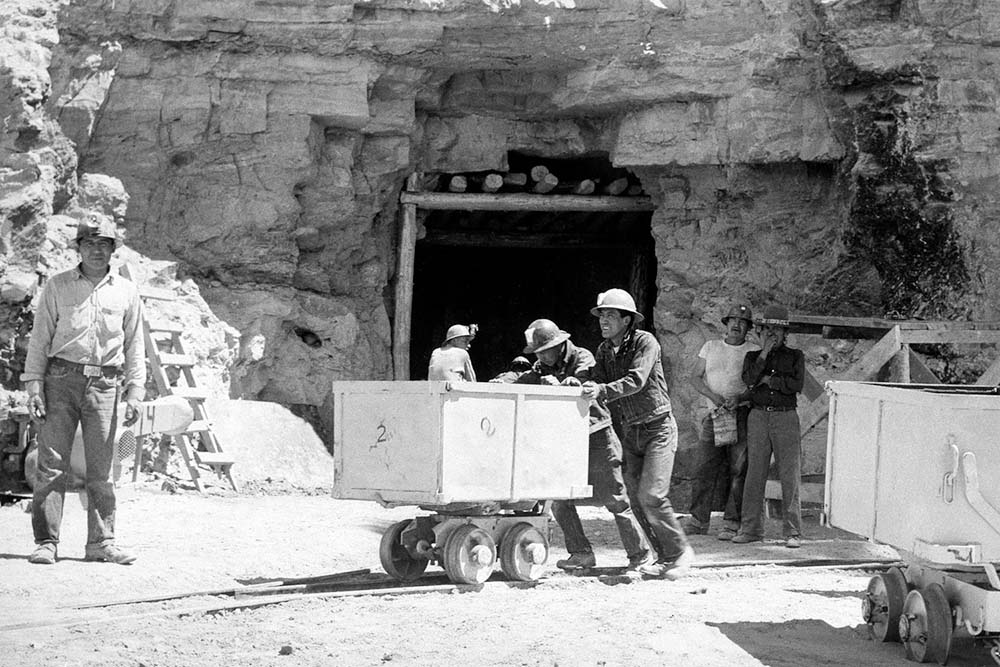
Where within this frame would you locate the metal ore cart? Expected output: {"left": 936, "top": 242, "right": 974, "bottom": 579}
{"left": 825, "top": 381, "right": 1000, "bottom": 664}
{"left": 329, "top": 381, "right": 592, "bottom": 585}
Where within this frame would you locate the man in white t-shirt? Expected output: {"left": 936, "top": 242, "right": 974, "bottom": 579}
{"left": 685, "top": 303, "right": 759, "bottom": 540}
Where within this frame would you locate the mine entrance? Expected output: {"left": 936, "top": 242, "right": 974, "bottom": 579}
{"left": 403, "top": 157, "right": 656, "bottom": 381}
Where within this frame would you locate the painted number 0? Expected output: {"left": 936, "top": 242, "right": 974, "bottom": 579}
{"left": 480, "top": 417, "right": 496, "bottom": 437}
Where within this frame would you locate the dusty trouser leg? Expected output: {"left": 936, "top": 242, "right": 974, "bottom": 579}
{"left": 32, "top": 369, "right": 86, "bottom": 545}
{"left": 686, "top": 413, "right": 726, "bottom": 530}
{"left": 739, "top": 409, "right": 773, "bottom": 539}
{"left": 80, "top": 376, "right": 120, "bottom": 547}
{"left": 722, "top": 406, "right": 750, "bottom": 531}
{"left": 589, "top": 426, "right": 648, "bottom": 560}
{"left": 626, "top": 414, "right": 688, "bottom": 563}
{"left": 551, "top": 500, "right": 592, "bottom": 556}
{"left": 771, "top": 410, "right": 802, "bottom": 538}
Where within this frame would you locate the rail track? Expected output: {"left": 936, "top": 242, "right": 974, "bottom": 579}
{"left": 1, "top": 557, "right": 902, "bottom": 633}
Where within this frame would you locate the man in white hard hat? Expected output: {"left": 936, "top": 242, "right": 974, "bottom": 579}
{"left": 582, "top": 288, "right": 694, "bottom": 580}
{"left": 428, "top": 323, "right": 477, "bottom": 382}
{"left": 21, "top": 214, "right": 145, "bottom": 565}
{"left": 515, "top": 319, "right": 651, "bottom": 572}
{"left": 686, "top": 303, "right": 759, "bottom": 541}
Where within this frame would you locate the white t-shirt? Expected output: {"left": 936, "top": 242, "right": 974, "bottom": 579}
{"left": 694, "top": 339, "right": 760, "bottom": 416}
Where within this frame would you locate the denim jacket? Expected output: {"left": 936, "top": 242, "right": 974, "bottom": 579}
{"left": 592, "top": 328, "right": 672, "bottom": 428}
{"left": 515, "top": 340, "right": 612, "bottom": 433}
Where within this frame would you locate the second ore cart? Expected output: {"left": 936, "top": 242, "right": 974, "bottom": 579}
{"left": 328, "top": 381, "right": 593, "bottom": 585}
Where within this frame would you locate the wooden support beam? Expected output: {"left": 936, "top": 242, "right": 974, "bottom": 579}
{"left": 907, "top": 348, "right": 942, "bottom": 384}
{"left": 420, "top": 231, "right": 638, "bottom": 250}
{"left": 532, "top": 173, "right": 559, "bottom": 194}
{"left": 503, "top": 173, "right": 528, "bottom": 188}
{"left": 976, "top": 356, "right": 1000, "bottom": 385}
{"left": 887, "top": 346, "right": 911, "bottom": 383}
{"left": 572, "top": 179, "right": 595, "bottom": 195}
{"left": 482, "top": 173, "right": 503, "bottom": 193}
{"left": 603, "top": 177, "right": 629, "bottom": 195}
{"left": 393, "top": 175, "right": 419, "bottom": 380}
{"left": 448, "top": 175, "right": 467, "bottom": 193}
{"left": 899, "top": 329, "right": 1000, "bottom": 345}
{"left": 399, "top": 192, "right": 655, "bottom": 212}
{"left": 529, "top": 165, "right": 549, "bottom": 182}
{"left": 800, "top": 326, "right": 903, "bottom": 436}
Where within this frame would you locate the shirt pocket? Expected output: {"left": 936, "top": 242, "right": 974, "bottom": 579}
{"left": 99, "top": 304, "right": 126, "bottom": 338}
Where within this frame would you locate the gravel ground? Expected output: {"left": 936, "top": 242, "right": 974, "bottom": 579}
{"left": 1, "top": 485, "right": 994, "bottom": 666}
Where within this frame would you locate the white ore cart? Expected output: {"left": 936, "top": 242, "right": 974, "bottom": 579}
{"left": 825, "top": 381, "right": 1000, "bottom": 664}
{"left": 329, "top": 381, "right": 592, "bottom": 585}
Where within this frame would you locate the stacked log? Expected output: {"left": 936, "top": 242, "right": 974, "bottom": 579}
{"left": 428, "top": 169, "right": 641, "bottom": 196}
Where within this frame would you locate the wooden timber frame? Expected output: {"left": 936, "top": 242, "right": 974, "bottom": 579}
{"left": 391, "top": 173, "right": 656, "bottom": 379}
{"left": 792, "top": 315, "right": 1000, "bottom": 439}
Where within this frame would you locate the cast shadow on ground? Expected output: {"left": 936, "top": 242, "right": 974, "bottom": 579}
{"left": 710, "top": 619, "right": 994, "bottom": 666}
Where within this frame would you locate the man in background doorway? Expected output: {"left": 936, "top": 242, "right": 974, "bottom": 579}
{"left": 428, "top": 323, "right": 477, "bottom": 381}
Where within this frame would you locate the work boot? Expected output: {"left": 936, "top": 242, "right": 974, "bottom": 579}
{"left": 84, "top": 543, "right": 137, "bottom": 565}
{"left": 731, "top": 532, "right": 762, "bottom": 544}
{"left": 556, "top": 553, "right": 596, "bottom": 571}
{"left": 717, "top": 527, "right": 737, "bottom": 541}
{"left": 681, "top": 518, "right": 707, "bottom": 535}
{"left": 626, "top": 550, "right": 653, "bottom": 572}
{"left": 785, "top": 536, "right": 802, "bottom": 549}
{"left": 638, "top": 545, "right": 696, "bottom": 581}
{"left": 29, "top": 543, "right": 57, "bottom": 565}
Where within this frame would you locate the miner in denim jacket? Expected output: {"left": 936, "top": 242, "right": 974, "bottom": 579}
{"left": 582, "top": 289, "right": 694, "bottom": 580}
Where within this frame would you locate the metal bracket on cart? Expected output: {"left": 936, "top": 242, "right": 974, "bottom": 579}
{"left": 961, "top": 451, "right": 1000, "bottom": 536}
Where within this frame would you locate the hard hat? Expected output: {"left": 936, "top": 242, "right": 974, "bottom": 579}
{"left": 75, "top": 213, "right": 122, "bottom": 248}
{"left": 721, "top": 303, "right": 753, "bottom": 325}
{"left": 444, "top": 324, "right": 475, "bottom": 344}
{"left": 590, "top": 288, "right": 644, "bottom": 323}
{"left": 510, "top": 356, "right": 532, "bottom": 372}
{"left": 757, "top": 304, "right": 790, "bottom": 327}
{"left": 522, "top": 319, "right": 571, "bottom": 354}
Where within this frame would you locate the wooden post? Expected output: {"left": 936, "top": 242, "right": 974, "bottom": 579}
{"left": 393, "top": 174, "right": 419, "bottom": 380}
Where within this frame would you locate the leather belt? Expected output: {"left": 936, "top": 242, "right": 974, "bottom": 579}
{"left": 47, "top": 357, "right": 121, "bottom": 379}
{"left": 754, "top": 405, "right": 796, "bottom": 412}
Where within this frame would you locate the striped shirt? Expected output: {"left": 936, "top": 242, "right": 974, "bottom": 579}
{"left": 21, "top": 265, "right": 146, "bottom": 391}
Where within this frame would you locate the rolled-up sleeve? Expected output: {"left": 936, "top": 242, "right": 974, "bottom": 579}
{"left": 121, "top": 284, "right": 146, "bottom": 391}
{"left": 20, "top": 283, "right": 59, "bottom": 383}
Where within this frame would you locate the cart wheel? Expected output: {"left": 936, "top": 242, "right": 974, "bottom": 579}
{"left": 379, "top": 519, "right": 428, "bottom": 582}
{"left": 499, "top": 522, "right": 548, "bottom": 582}
{"left": 443, "top": 524, "right": 496, "bottom": 584}
{"left": 863, "top": 566, "right": 908, "bottom": 642}
{"left": 899, "top": 584, "right": 952, "bottom": 664}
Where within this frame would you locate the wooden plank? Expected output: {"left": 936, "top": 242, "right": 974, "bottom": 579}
{"left": 976, "top": 356, "right": 1000, "bottom": 385}
{"left": 147, "top": 321, "right": 185, "bottom": 334}
{"left": 899, "top": 329, "right": 1000, "bottom": 345}
{"left": 393, "top": 174, "right": 420, "bottom": 380}
{"left": 137, "top": 285, "right": 176, "bottom": 301}
{"left": 194, "top": 451, "right": 235, "bottom": 466}
{"left": 168, "top": 386, "right": 209, "bottom": 400}
{"left": 158, "top": 352, "right": 196, "bottom": 368}
{"left": 419, "top": 231, "right": 637, "bottom": 250}
{"left": 399, "top": 192, "right": 655, "bottom": 212}
{"left": 907, "top": 348, "right": 941, "bottom": 384}
{"left": 802, "top": 368, "right": 824, "bottom": 402}
{"left": 800, "top": 327, "right": 902, "bottom": 435}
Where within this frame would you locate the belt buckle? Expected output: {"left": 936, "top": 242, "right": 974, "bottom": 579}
{"left": 83, "top": 364, "right": 103, "bottom": 378}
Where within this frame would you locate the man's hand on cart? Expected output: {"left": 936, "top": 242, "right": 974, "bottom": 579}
{"left": 581, "top": 381, "right": 604, "bottom": 401}
{"left": 560, "top": 377, "right": 581, "bottom": 387}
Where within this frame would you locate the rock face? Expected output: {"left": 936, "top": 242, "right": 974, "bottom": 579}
{"left": 5, "top": 1, "right": 1000, "bottom": 495}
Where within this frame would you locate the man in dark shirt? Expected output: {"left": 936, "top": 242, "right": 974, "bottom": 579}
{"left": 732, "top": 304, "right": 805, "bottom": 548}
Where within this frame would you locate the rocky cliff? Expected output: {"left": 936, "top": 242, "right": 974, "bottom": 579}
{"left": 4, "top": 0, "right": 1000, "bottom": 476}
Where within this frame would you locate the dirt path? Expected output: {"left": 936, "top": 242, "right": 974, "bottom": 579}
{"left": 1, "top": 486, "right": 994, "bottom": 666}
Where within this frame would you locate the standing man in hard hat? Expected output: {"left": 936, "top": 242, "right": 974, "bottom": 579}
{"left": 428, "top": 323, "right": 478, "bottom": 382}
{"left": 515, "top": 319, "right": 651, "bottom": 572}
{"left": 21, "top": 214, "right": 145, "bottom": 565}
{"left": 733, "top": 304, "right": 805, "bottom": 549}
{"left": 582, "top": 289, "right": 694, "bottom": 580}
{"left": 686, "top": 303, "right": 759, "bottom": 541}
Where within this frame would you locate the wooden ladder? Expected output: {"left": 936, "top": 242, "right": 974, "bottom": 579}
{"left": 121, "top": 266, "right": 238, "bottom": 492}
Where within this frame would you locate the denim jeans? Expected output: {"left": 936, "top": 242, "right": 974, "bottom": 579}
{"left": 687, "top": 406, "right": 749, "bottom": 531}
{"left": 740, "top": 409, "right": 802, "bottom": 539}
{"left": 552, "top": 426, "right": 649, "bottom": 560}
{"left": 619, "top": 413, "right": 688, "bottom": 562}
{"left": 32, "top": 363, "right": 120, "bottom": 547}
